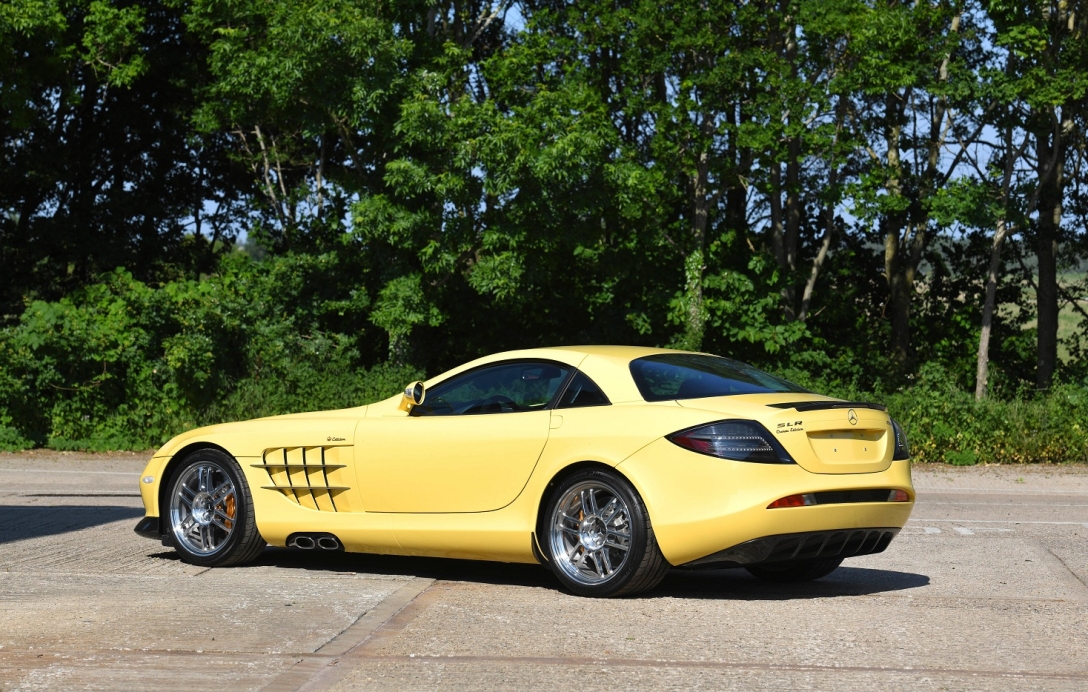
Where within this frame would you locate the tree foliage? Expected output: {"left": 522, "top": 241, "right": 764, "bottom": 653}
{"left": 2, "top": 0, "right": 1088, "bottom": 456}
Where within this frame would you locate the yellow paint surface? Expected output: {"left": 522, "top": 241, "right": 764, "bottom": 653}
{"left": 137, "top": 346, "right": 914, "bottom": 566}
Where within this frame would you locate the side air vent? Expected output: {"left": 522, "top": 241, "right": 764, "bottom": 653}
{"left": 254, "top": 446, "right": 350, "bottom": 512}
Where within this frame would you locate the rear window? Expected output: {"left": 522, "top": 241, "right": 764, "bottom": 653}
{"left": 629, "top": 354, "right": 808, "bottom": 402}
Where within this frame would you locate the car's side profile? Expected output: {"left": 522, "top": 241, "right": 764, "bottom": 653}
{"left": 135, "top": 346, "right": 914, "bottom": 596}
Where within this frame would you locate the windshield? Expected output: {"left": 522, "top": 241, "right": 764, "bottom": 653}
{"left": 629, "top": 354, "right": 808, "bottom": 402}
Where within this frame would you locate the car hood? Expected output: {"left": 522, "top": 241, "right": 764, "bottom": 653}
{"left": 152, "top": 406, "right": 367, "bottom": 459}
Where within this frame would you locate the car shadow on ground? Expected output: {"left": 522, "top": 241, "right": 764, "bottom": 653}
{"left": 147, "top": 546, "right": 929, "bottom": 599}
{"left": 654, "top": 565, "right": 930, "bottom": 600}
{"left": 0, "top": 504, "right": 144, "bottom": 544}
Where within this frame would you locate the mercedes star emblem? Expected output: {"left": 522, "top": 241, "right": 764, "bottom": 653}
{"left": 847, "top": 409, "right": 858, "bottom": 425}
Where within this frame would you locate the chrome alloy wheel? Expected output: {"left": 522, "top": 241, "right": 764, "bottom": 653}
{"left": 549, "top": 481, "right": 633, "bottom": 585}
{"left": 169, "top": 461, "right": 238, "bottom": 556}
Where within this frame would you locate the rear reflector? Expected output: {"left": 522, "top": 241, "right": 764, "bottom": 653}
{"left": 768, "top": 489, "right": 911, "bottom": 508}
{"left": 767, "top": 493, "right": 816, "bottom": 509}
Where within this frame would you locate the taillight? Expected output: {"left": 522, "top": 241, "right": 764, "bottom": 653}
{"left": 891, "top": 419, "right": 910, "bottom": 460}
{"left": 667, "top": 420, "right": 795, "bottom": 464}
{"left": 888, "top": 489, "right": 910, "bottom": 502}
{"left": 767, "top": 493, "right": 815, "bottom": 508}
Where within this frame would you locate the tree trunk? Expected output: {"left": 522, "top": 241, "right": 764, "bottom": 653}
{"left": 886, "top": 233, "right": 913, "bottom": 364}
{"left": 798, "top": 166, "right": 836, "bottom": 323}
{"left": 798, "top": 97, "right": 847, "bottom": 324}
{"left": 782, "top": 12, "right": 800, "bottom": 319}
{"left": 975, "top": 218, "right": 1010, "bottom": 400}
{"left": 882, "top": 107, "right": 911, "bottom": 364}
{"left": 770, "top": 161, "right": 785, "bottom": 269}
{"left": 682, "top": 149, "right": 711, "bottom": 350}
{"left": 783, "top": 135, "right": 801, "bottom": 319}
{"left": 1033, "top": 112, "right": 1064, "bottom": 390}
{"left": 725, "top": 102, "right": 749, "bottom": 237}
{"left": 975, "top": 123, "right": 1019, "bottom": 401}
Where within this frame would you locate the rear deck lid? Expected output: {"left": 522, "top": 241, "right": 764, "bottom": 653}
{"left": 677, "top": 396, "right": 894, "bottom": 474}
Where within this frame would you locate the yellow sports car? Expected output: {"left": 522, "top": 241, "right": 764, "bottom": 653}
{"left": 134, "top": 346, "right": 913, "bottom": 597}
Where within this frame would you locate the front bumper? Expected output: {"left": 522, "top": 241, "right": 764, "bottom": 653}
{"left": 681, "top": 527, "right": 900, "bottom": 568}
{"left": 134, "top": 516, "right": 160, "bottom": 540}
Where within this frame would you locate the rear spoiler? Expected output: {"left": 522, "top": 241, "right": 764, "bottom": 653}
{"left": 766, "top": 401, "right": 888, "bottom": 413}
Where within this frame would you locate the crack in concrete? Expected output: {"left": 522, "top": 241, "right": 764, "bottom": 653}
{"left": 1040, "top": 542, "right": 1088, "bottom": 593}
{"left": 259, "top": 576, "right": 436, "bottom": 692}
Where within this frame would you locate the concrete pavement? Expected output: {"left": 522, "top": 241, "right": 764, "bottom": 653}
{"left": 1, "top": 454, "right": 1086, "bottom": 690}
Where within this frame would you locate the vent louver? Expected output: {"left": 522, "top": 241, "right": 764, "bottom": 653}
{"left": 254, "top": 446, "right": 350, "bottom": 512}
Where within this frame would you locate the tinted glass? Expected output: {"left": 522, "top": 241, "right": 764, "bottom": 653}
{"left": 556, "top": 372, "right": 610, "bottom": 409}
{"left": 411, "top": 361, "right": 571, "bottom": 416}
{"left": 629, "top": 354, "right": 808, "bottom": 402}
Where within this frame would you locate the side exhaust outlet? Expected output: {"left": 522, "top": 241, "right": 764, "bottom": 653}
{"left": 287, "top": 533, "right": 343, "bottom": 551}
{"left": 289, "top": 535, "right": 316, "bottom": 550}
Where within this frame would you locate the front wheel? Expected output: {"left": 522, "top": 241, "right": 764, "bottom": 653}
{"left": 745, "top": 558, "right": 843, "bottom": 582}
{"left": 543, "top": 468, "right": 670, "bottom": 597}
{"left": 165, "top": 448, "right": 265, "bottom": 567}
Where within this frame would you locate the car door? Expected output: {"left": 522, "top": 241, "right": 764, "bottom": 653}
{"left": 357, "top": 360, "right": 571, "bottom": 513}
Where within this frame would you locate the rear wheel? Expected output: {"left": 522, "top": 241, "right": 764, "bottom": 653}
{"left": 745, "top": 558, "right": 843, "bottom": 582}
{"left": 166, "top": 448, "right": 265, "bottom": 567}
{"left": 543, "top": 468, "right": 670, "bottom": 597}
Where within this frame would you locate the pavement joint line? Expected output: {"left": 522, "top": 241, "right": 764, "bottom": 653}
{"left": 0, "top": 648, "right": 334, "bottom": 659}
{"left": 19, "top": 492, "right": 141, "bottom": 497}
{"left": 0, "top": 468, "right": 140, "bottom": 476}
{"left": 909, "top": 518, "right": 1088, "bottom": 527}
{"left": 342, "top": 654, "right": 1088, "bottom": 681}
{"left": 4, "top": 649, "right": 1088, "bottom": 683}
{"left": 917, "top": 488, "right": 1088, "bottom": 495}
{"left": 919, "top": 501, "right": 1088, "bottom": 507}
{"left": 259, "top": 576, "right": 436, "bottom": 692}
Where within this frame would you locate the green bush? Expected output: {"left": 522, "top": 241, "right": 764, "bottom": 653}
{"left": 0, "top": 259, "right": 1084, "bottom": 462}
{"left": 0, "top": 257, "right": 421, "bottom": 451}
{"left": 782, "top": 363, "right": 1088, "bottom": 464}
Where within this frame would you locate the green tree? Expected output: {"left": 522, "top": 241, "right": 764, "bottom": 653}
{"left": 987, "top": 0, "right": 1088, "bottom": 390}
{"left": 0, "top": 0, "right": 249, "bottom": 320}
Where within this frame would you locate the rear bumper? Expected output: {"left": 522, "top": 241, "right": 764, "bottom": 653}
{"left": 134, "top": 516, "right": 160, "bottom": 540}
{"left": 681, "top": 527, "right": 899, "bottom": 568}
{"left": 617, "top": 438, "right": 914, "bottom": 565}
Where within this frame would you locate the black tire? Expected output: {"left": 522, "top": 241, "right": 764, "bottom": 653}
{"left": 745, "top": 558, "right": 843, "bottom": 582}
{"left": 541, "top": 468, "right": 670, "bottom": 597}
{"left": 165, "top": 448, "right": 265, "bottom": 567}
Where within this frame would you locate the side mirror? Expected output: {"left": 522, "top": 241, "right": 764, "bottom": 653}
{"left": 403, "top": 381, "right": 425, "bottom": 409}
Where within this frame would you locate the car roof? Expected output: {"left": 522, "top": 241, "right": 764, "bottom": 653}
{"left": 426, "top": 345, "right": 698, "bottom": 404}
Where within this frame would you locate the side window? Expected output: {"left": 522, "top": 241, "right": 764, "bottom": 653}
{"left": 556, "top": 372, "right": 610, "bottom": 409}
{"left": 411, "top": 361, "right": 571, "bottom": 416}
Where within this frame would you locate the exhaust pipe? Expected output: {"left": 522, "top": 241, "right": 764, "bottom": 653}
{"left": 287, "top": 533, "right": 342, "bottom": 551}
{"left": 289, "top": 535, "right": 316, "bottom": 550}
